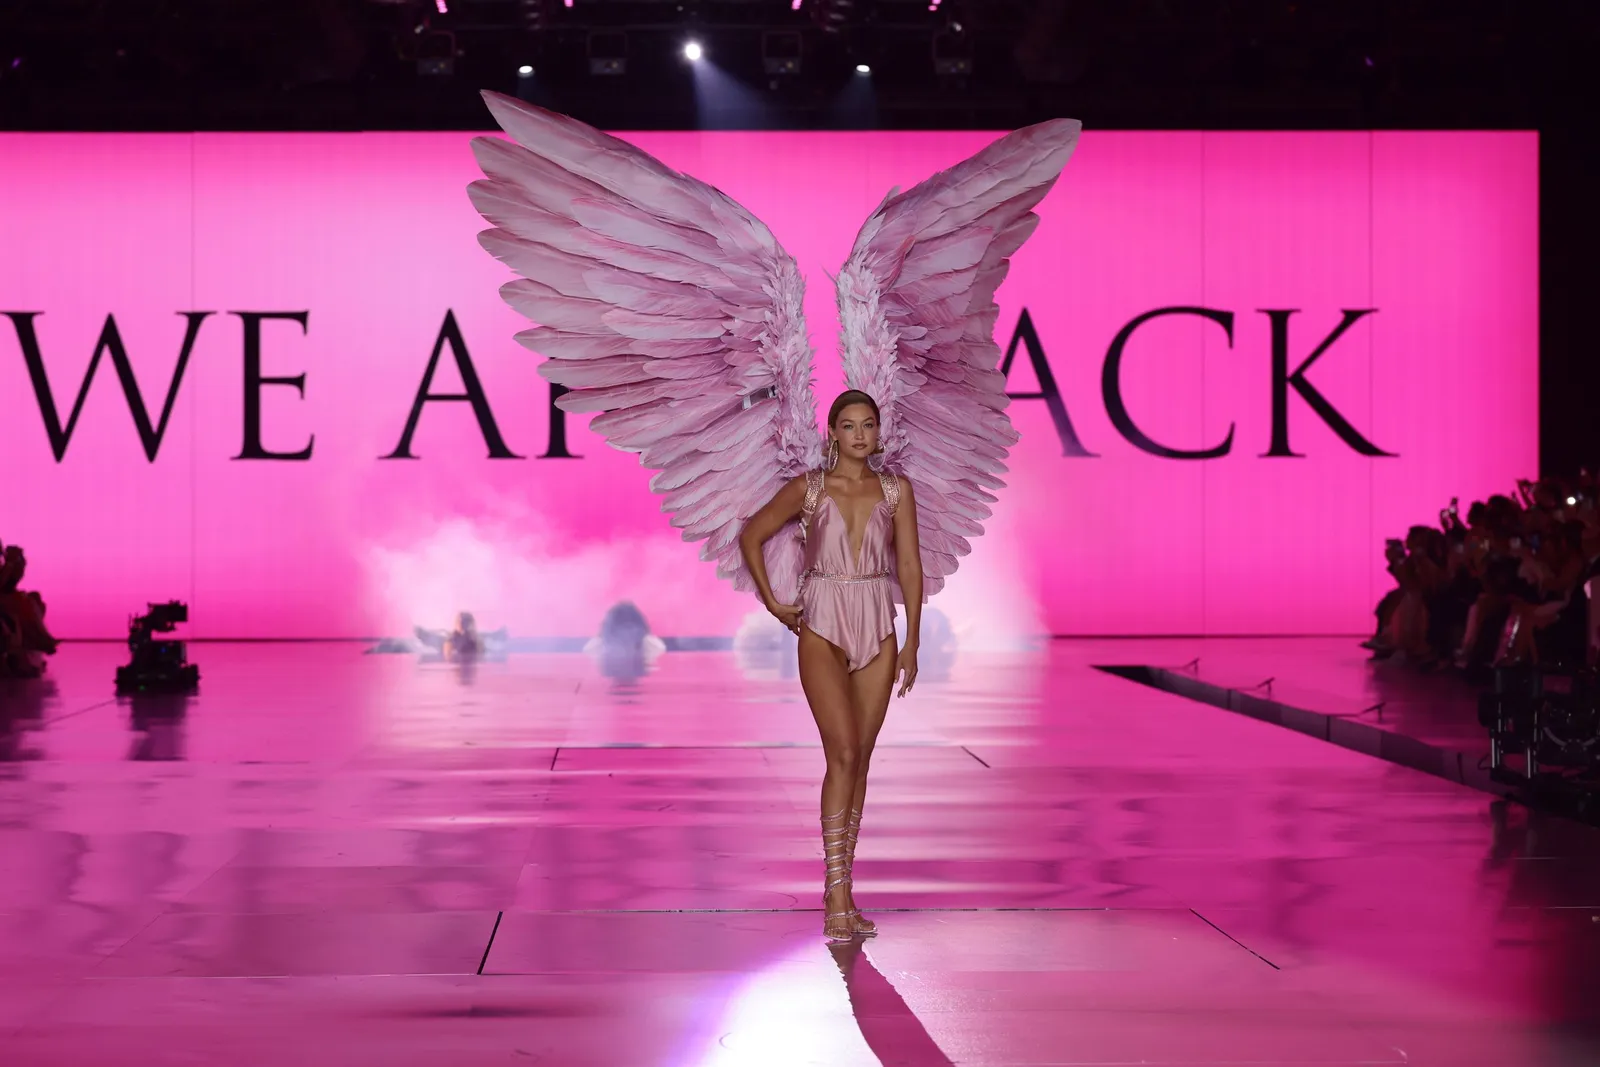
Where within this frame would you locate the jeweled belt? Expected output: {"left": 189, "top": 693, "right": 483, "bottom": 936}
{"left": 805, "top": 569, "right": 890, "bottom": 584}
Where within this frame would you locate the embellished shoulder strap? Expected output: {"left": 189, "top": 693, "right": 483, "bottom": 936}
{"left": 802, "top": 469, "right": 825, "bottom": 519}
{"left": 877, "top": 469, "right": 900, "bottom": 516}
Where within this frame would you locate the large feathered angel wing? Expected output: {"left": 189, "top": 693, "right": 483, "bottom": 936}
{"left": 837, "top": 119, "right": 1080, "bottom": 598}
{"left": 467, "top": 92, "right": 822, "bottom": 602}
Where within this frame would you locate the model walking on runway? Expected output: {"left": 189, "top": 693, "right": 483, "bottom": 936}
{"left": 467, "top": 93, "right": 1078, "bottom": 941}
{"left": 738, "top": 388, "right": 920, "bottom": 941}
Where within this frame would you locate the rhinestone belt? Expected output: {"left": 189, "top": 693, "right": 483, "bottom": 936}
{"left": 806, "top": 569, "right": 890, "bottom": 584}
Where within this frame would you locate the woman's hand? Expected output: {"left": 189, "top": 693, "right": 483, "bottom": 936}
{"left": 767, "top": 600, "right": 803, "bottom": 635}
{"left": 895, "top": 642, "right": 919, "bottom": 698}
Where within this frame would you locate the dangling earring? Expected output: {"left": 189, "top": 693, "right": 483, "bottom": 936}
{"left": 825, "top": 438, "right": 839, "bottom": 471}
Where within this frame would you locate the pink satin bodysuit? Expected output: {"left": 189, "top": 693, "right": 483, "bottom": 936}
{"left": 798, "top": 468, "right": 901, "bottom": 672}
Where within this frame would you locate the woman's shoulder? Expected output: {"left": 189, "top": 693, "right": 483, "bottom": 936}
{"left": 873, "top": 468, "right": 913, "bottom": 513}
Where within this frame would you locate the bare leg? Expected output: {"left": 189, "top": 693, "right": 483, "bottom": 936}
{"left": 798, "top": 626, "right": 862, "bottom": 941}
{"left": 845, "top": 632, "right": 897, "bottom": 934}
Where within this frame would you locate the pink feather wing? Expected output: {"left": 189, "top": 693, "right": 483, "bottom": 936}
{"left": 468, "top": 92, "right": 822, "bottom": 602}
{"left": 837, "top": 118, "right": 1081, "bottom": 598}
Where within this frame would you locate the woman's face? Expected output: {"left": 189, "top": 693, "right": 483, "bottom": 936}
{"left": 831, "top": 403, "right": 880, "bottom": 461}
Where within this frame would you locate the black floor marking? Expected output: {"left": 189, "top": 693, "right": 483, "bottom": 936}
{"left": 43, "top": 698, "right": 117, "bottom": 727}
{"left": 477, "top": 911, "right": 504, "bottom": 975}
{"left": 1190, "top": 908, "right": 1281, "bottom": 969}
{"left": 960, "top": 746, "right": 991, "bottom": 768}
{"left": 549, "top": 747, "right": 561, "bottom": 771}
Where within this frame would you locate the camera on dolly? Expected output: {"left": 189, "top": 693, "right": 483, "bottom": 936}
{"left": 1478, "top": 663, "right": 1600, "bottom": 823}
{"left": 114, "top": 601, "right": 200, "bottom": 694}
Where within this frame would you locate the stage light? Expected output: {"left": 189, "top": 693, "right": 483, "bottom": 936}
{"left": 416, "top": 30, "right": 456, "bottom": 77}
{"left": 588, "top": 30, "right": 627, "bottom": 75}
{"left": 435, "top": 0, "right": 448, "bottom": 12}
{"left": 855, "top": 63, "right": 870, "bottom": 74}
{"left": 810, "top": 0, "right": 852, "bottom": 33}
{"left": 684, "top": 40, "right": 703, "bottom": 62}
{"left": 763, "top": 31, "right": 801, "bottom": 75}
{"left": 933, "top": 30, "right": 972, "bottom": 76}
{"left": 517, "top": 64, "right": 534, "bottom": 76}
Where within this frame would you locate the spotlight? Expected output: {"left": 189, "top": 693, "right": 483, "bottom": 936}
{"left": 855, "top": 63, "right": 871, "bottom": 74}
{"left": 684, "top": 40, "right": 703, "bottom": 62}
{"left": 811, "top": 0, "right": 853, "bottom": 33}
{"left": 416, "top": 30, "right": 456, "bottom": 77}
{"left": 762, "top": 31, "right": 801, "bottom": 75}
{"left": 933, "top": 30, "right": 972, "bottom": 76}
{"left": 588, "top": 30, "right": 626, "bottom": 75}
{"left": 517, "top": 64, "right": 534, "bottom": 76}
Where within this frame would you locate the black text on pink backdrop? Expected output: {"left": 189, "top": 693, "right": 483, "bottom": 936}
{"left": 5, "top": 305, "right": 1392, "bottom": 465}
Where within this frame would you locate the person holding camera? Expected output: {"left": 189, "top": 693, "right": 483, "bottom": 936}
{"left": 0, "top": 541, "right": 58, "bottom": 678}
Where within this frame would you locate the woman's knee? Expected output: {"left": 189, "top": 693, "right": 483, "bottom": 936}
{"left": 826, "top": 742, "right": 861, "bottom": 777}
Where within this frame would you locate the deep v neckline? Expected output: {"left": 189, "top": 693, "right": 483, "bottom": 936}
{"left": 823, "top": 493, "right": 887, "bottom": 573}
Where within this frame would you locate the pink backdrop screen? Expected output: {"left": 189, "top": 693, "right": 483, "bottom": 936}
{"left": 0, "top": 130, "right": 1536, "bottom": 638}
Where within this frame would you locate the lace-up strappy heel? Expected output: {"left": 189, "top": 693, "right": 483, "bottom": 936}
{"left": 821, "top": 808, "right": 858, "bottom": 943}
{"left": 845, "top": 807, "right": 877, "bottom": 937}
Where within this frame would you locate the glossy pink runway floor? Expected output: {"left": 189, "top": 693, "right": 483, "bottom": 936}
{"left": 2, "top": 640, "right": 1598, "bottom": 1066}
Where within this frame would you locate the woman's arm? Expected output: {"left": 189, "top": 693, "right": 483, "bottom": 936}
{"left": 738, "top": 475, "right": 809, "bottom": 629}
{"left": 893, "top": 476, "right": 923, "bottom": 696}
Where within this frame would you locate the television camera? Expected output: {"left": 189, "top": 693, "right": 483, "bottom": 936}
{"left": 114, "top": 601, "right": 200, "bottom": 694}
{"left": 1479, "top": 664, "right": 1600, "bottom": 823}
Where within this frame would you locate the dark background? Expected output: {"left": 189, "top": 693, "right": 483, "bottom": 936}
{"left": 1, "top": 0, "right": 1593, "bottom": 474}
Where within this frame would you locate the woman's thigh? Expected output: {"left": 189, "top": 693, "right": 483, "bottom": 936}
{"left": 798, "top": 626, "right": 856, "bottom": 749}
{"left": 849, "top": 634, "right": 897, "bottom": 756}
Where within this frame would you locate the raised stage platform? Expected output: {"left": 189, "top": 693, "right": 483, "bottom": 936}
{"left": 1, "top": 639, "right": 1596, "bottom": 1066}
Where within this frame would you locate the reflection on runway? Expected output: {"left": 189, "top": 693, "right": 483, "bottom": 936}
{"left": 0, "top": 639, "right": 1595, "bottom": 1066}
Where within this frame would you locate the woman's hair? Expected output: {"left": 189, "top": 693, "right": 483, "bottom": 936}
{"left": 600, "top": 600, "right": 649, "bottom": 639}
{"left": 828, "top": 390, "right": 880, "bottom": 430}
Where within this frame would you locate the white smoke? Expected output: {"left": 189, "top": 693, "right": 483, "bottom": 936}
{"left": 358, "top": 497, "right": 1045, "bottom": 643}
{"left": 930, "top": 517, "right": 1047, "bottom": 649}
{"left": 360, "top": 508, "right": 725, "bottom": 638}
